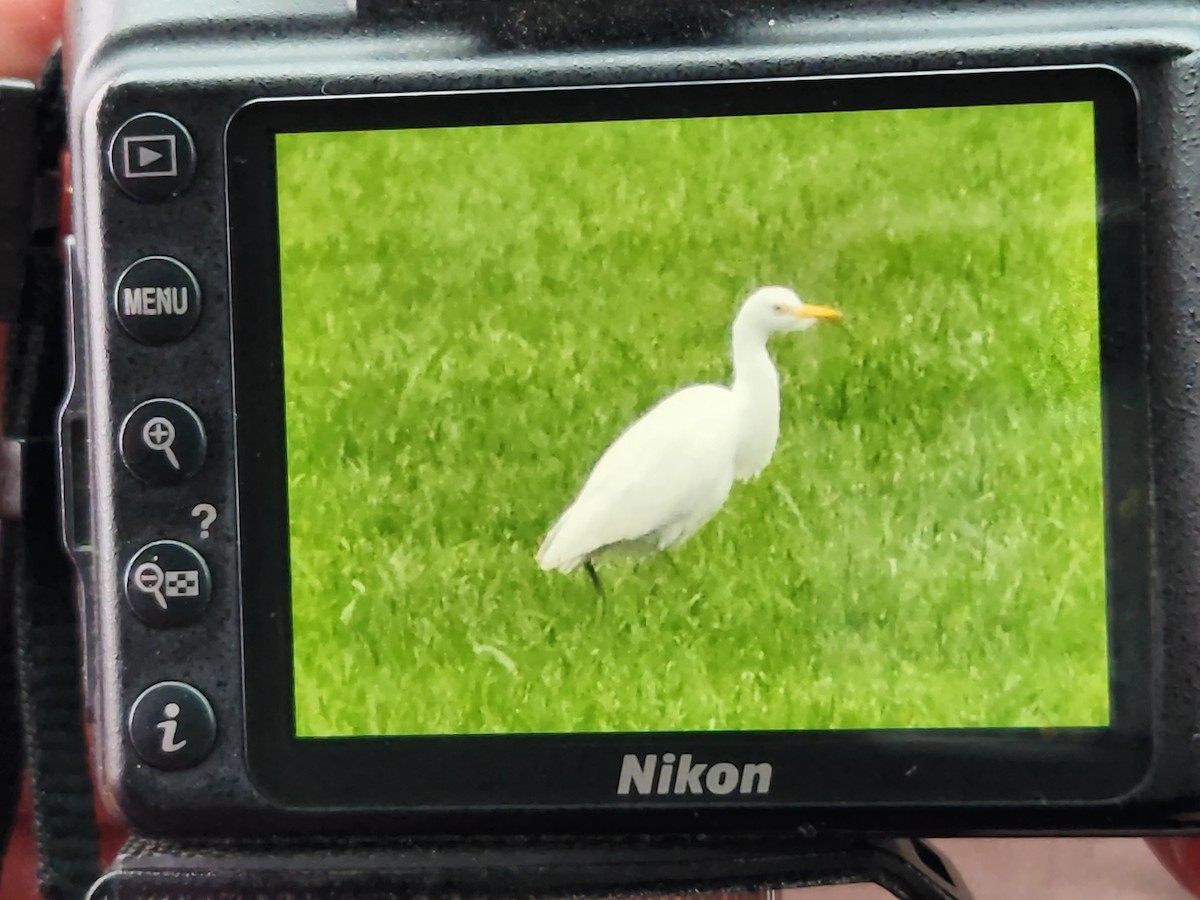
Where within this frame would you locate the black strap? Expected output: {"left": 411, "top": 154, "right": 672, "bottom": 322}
{"left": 94, "top": 833, "right": 972, "bottom": 900}
{"left": 0, "top": 51, "right": 100, "bottom": 900}
{"left": 0, "top": 498, "right": 23, "bottom": 884}
{"left": 0, "top": 69, "right": 39, "bottom": 892}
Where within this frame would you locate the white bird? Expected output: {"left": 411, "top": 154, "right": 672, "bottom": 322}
{"left": 536, "top": 285, "right": 843, "bottom": 591}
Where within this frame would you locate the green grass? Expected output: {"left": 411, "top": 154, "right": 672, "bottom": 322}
{"left": 276, "top": 101, "right": 1107, "bottom": 737}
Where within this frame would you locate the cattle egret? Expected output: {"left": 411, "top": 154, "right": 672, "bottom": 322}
{"left": 536, "top": 286, "right": 843, "bottom": 591}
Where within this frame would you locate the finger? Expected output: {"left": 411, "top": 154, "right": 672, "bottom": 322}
{"left": 0, "top": 0, "right": 64, "bottom": 80}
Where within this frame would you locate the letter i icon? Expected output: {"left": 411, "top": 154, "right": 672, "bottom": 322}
{"left": 157, "top": 702, "right": 188, "bottom": 753}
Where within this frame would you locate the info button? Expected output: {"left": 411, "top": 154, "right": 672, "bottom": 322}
{"left": 114, "top": 256, "right": 202, "bottom": 345}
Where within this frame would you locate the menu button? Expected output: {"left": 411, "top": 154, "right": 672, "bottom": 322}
{"left": 114, "top": 256, "right": 202, "bottom": 345}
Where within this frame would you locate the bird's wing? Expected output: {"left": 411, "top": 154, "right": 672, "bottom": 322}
{"left": 537, "top": 385, "right": 737, "bottom": 572}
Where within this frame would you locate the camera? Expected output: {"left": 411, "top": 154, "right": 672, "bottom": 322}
{"left": 48, "top": 0, "right": 1200, "bottom": 839}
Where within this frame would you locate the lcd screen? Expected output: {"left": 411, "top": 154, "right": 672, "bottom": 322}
{"left": 274, "top": 99, "right": 1108, "bottom": 739}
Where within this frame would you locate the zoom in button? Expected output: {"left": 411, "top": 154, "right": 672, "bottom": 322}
{"left": 125, "top": 540, "right": 212, "bottom": 628}
{"left": 120, "top": 399, "right": 206, "bottom": 485}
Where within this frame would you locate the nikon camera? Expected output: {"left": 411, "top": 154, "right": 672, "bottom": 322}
{"left": 53, "top": 0, "right": 1200, "bottom": 836}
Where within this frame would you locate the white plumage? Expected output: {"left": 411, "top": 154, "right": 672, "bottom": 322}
{"left": 537, "top": 286, "right": 842, "bottom": 578}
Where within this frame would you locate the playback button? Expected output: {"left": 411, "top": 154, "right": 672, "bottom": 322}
{"left": 119, "top": 398, "right": 207, "bottom": 486}
{"left": 114, "top": 257, "right": 201, "bottom": 344}
{"left": 108, "top": 112, "right": 197, "bottom": 202}
{"left": 124, "top": 540, "right": 212, "bottom": 628}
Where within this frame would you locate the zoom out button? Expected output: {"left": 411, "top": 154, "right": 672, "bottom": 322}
{"left": 124, "top": 540, "right": 212, "bottom": 628}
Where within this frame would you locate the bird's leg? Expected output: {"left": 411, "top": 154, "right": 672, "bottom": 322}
{"left": 584, "top": 559, "right": 605, "bottom": 597}
{"left": 583, "top": 559, "right": 606, "bottom": 620}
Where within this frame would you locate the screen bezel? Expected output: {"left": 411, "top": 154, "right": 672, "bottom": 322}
{"left": 226, "top": 66, "right": 1151, "bottom": 814}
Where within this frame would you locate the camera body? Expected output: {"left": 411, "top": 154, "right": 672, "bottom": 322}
{"left": 59, "top": 0, "right": 1200, "bottom": 836}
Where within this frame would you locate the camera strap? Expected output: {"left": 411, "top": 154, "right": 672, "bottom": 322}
{"left": 0, "top": 52, "right": 101, "bottom": 900}
{"left": 0, "top": 72, "right": 38, "bottom": 884}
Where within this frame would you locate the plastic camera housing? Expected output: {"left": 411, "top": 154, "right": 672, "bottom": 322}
{"left": 59, "top": 0, "right": 1200, "bottom": 835}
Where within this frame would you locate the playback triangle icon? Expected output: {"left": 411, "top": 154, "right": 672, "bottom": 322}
{"left": 119, "top": 131, "right": 180, "bottom": 182}
{"left": 112, "top": 114, "right": 193, "bottom": 199}
{"left": 138, "top": 145, "right": 164, "bottom": 167}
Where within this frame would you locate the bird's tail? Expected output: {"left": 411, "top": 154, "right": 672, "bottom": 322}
{"left": 535, "top": 512, "right": 582, "bottom": 573}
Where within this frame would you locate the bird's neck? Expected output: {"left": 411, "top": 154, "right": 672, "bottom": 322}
{"left": 731, "top": 321, "right": 780, "bottom": 403}
{"left": 729, "top": 321, "right": 782, "bottom": 480}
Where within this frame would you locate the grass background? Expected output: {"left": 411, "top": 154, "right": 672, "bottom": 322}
{"left": 276, "top": 101, "right": 1108, "bottom": 737}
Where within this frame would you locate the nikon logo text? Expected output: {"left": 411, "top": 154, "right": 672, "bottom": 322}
{"left": 617, "top": 753, "right": 772, "bottom": 796}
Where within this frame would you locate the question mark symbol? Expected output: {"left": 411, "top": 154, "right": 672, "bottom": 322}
{"left": 191, "top": 503, "right": 218, "bottom": 539}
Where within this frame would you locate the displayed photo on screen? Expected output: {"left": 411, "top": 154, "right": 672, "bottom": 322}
{"left": 274, "top": 100, "right": 1107, "bottom": 738}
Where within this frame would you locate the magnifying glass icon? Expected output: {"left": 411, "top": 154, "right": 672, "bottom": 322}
{"left": 133, "top": 562, "right": 168, "bottom": 609}
{"left": 142, "top": 416, "right": 181, "bottom": 470}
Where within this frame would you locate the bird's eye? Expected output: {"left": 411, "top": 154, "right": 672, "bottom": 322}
{"left": 773, "top": 304, "right": 784, "bottom": 313}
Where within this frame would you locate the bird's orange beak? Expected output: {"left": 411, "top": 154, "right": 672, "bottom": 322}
{"left": 795, "top": 303, "right": 844, "bottom": 322}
